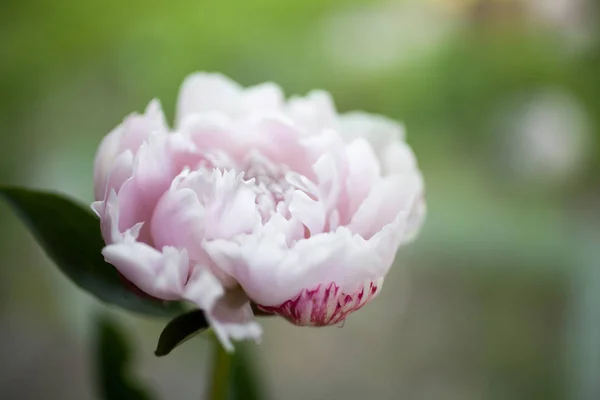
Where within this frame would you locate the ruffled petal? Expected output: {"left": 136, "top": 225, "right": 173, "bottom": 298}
{"left": 94, "top": 100, "right": 168, "bottom": 201}
{"left": 151, "top": 169, "right": 259, "bottom": 262}
{"left": 116, "top": 133, "right": 200, "bottom": 243}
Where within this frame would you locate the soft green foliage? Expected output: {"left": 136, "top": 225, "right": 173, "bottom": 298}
{"left": 155, "top": 310, "right": 209, "bottom": 357}
{"left": 95, "top": 314, "right": 155, "bottom": 400}
{"left": 0, "top": 186, "right": 185, "bottom": 317}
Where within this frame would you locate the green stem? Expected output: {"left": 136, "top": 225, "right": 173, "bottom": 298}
{"left": 208, "top": 338, "right": 231, "bottom": 400}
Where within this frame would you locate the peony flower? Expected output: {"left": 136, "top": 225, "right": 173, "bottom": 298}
{"left": 92, "top": 73, "right": 425, "bottom": 351}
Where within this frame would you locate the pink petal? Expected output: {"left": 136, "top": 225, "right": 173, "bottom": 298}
{"left": 94, "top": 100, "right": 168, "bottom": 201}
{"left": 102, "top": 242, "right": 190, "bottom": 300}
{"left": 116, "top": 133, "right": 199, "bottom": 243}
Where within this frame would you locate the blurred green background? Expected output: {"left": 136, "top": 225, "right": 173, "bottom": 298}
{"left": 1, "top": 0, "right": 600, "bottom": 399}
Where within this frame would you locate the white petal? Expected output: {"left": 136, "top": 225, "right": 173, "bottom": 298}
{"left": 242, "top": 82, "right": 285, "bottom": 114}
{"left": 345, "top": 138, "right": 380, "bottom": 217}
{"left": 339, "top": 111, "right": 405, "bottom": 147}
{"left": 287, "top": 90, "right": 339, "bottom": 133}
{"left": 176, "top": 73, "right": 243, "bottom": 126}
{"left": 288, "top": 190, "right": 326, "bottom": 236}
{"left": 186, "top": 286, "right": 262, "bottom": 352}
{"left": 348, "top": 173, "right": 422, "bottom": 240}
{"left": 102, "top": 242, "right": 190, "bottom": 300}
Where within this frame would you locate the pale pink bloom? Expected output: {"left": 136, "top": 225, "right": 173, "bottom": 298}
{"left": 92, "top": 73, "right": 425, "bottom": 351}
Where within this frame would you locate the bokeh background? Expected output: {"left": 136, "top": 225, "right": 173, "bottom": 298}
{"left": 1, "top": 0, "right": 600, "bottom": 399}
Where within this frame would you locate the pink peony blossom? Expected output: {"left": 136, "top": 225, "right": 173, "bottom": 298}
{"left": 92, "top": 73, "right": 425, "bottom": 351}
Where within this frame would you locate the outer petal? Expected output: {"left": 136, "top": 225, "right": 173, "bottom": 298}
{"left": 203, "top": 225, "right": 387, "bottom": 307}
{"left": 102, "top": 240, "right": 261, "bottom": 351}
{"left": 286, "top": 90, "right": 339, "bottom": 134}
{"left": 344, "top": 138, "right": 380, "bottom": 218}
{"left": 243, "top": 116, "right": 316, "bottom": 178}
{"left": 102, "top": 242, "right": 191, "bottom": 301}
{"left": 186, "top": 285, "right": 262, "bottom": 352}
{"left": 94, "top": 100, "right": 168, "bottom": 201}
{"left": 348, "top": 173, "right": 422, "bottom": 240}
{"left": 115, "top": 133, "right": 200, "bottom": 243}
{"left": 258, "top": 279, "right": 382, "bottom": 326}
{"left": 241, "top": 82, "right": 284, "bottom": 114}
{"left": 338, "top": 111, "right": 405, "bottom": 149}
{"left": 180, "top": 113, "right": 241, "bottom": 163}
{"left": 176, "top": 73, "right": 243, "bottom": 127}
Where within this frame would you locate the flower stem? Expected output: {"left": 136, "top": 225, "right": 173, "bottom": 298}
{"left": 208, "top": 338, "right": 231, "bottom": 400}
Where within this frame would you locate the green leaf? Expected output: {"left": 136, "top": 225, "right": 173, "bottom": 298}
{"left": 0, "top": 186, "right": 184, "bottom": 317}
{"left": 95, "top": 314, "right": 155, "bottom": 400}
{"left": 155, "top": 309, "right": 209, "bottom": 357}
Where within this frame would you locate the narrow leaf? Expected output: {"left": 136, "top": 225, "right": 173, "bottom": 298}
{"left": 0, "top": 186, "right": 184, "bottom": 317}
{"left": 155, "top": 310, "right": 209, "bottom": 357}
{"left": 95, "top": 314, "right": 155, "bottom": 400}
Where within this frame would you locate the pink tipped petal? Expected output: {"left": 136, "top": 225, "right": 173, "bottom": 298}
{"left": 258, "top": 279, "right": 382, "bottom": 326}
{"left": 203, "top": 226, "right": 383, "bottom": 307}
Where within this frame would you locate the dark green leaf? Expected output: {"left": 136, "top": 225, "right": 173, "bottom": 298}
{"left": 0, "top": 186, "right": 184, "bottom": 317}
{"left": 155, "top": 309, "right": 209, "bottom": 357}
{"left": 95, "top": 314, "right": 155, "bottom": 400}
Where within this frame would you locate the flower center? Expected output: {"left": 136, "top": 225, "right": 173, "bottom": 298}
{"left": 243, "top": 153, "right": 318, "bottom": 224}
